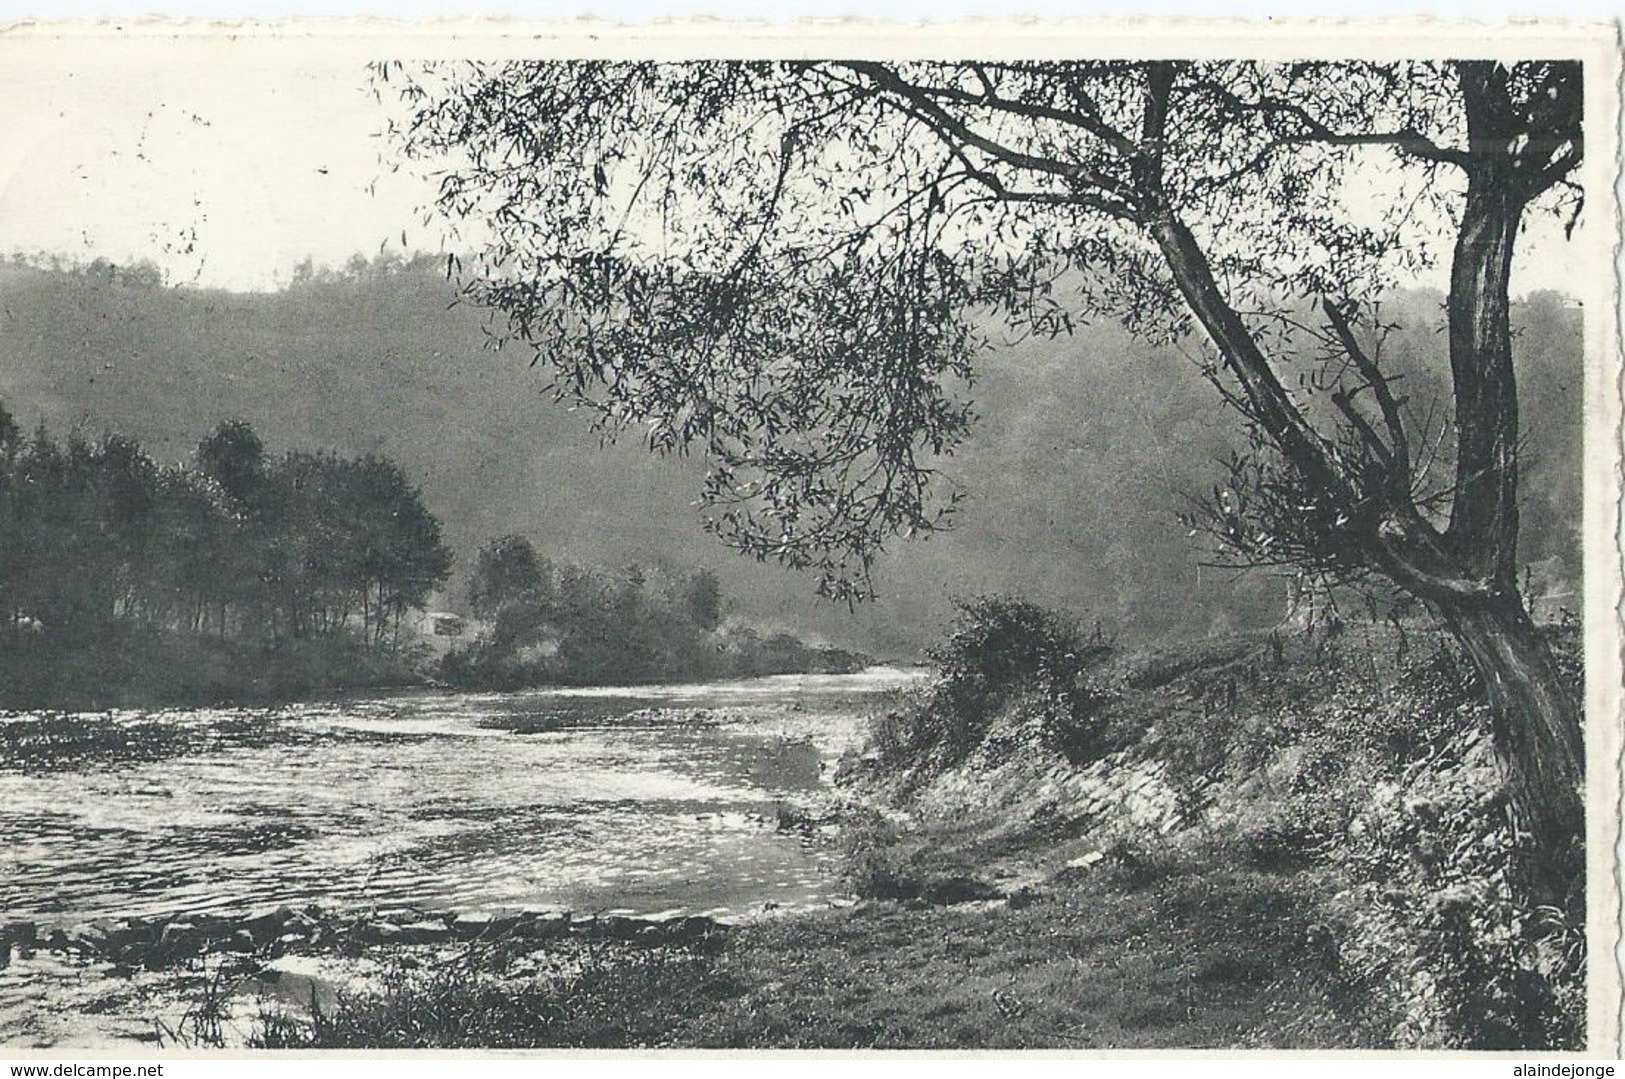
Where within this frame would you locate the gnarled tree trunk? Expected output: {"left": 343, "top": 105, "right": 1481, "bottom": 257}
{"left": 1142, "top": 60, "right": 1587, "bottom": 906}
{"left": 1430, "top": 62, "right": 1586, "bottom": 908}
{"left": 1429, "top": 591, "right": 1584, "bottom": 906}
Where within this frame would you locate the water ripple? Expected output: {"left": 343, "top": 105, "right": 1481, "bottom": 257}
{"left": 0, "top": 668, "right": 923, "bottom": 923}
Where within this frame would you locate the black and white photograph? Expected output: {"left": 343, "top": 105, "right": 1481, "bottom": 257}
{"left": 0, "top": 19, "right": 1618, "bottom": 1056}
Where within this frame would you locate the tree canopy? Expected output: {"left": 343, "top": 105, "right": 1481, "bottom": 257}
{"left": 379, "top": 59, "right": 1586, "bottom": 897}
{"left": 379, "top": 59, "right": 1578, "bottom": 601}
{"left": 0, "top": 409, "right": 452, "bottom": 653}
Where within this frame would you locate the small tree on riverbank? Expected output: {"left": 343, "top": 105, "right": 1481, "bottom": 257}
{"left": 469, "top": 534, "right": 551, "bottom": 621}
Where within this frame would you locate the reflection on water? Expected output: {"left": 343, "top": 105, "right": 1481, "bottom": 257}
{"left": 0, "top": 667, "right": 922, "bottom": 924}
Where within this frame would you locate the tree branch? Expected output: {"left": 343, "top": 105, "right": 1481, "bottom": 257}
{"left": 1188, "top": 73, "right": 1470, "bottom": 171}
{"left": 1323, "top": 298, "right": 1412, "bottom": 491}
{"left": 905, "top": 63, "right": 1141, "bottom": 159}
{"left": 839, "top": 61, "right": 1140, "bottom": 215}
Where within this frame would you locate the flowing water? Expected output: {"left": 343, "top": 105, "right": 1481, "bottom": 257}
{"left": 0, "top": 667, "right": 923, "bottom": 927}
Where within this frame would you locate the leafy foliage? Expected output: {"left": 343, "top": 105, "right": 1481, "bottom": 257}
{"left": 468, "top": 534, "right": 550, "bottom": 621}
{"left": 0, "top": 406, "right": 452, "bottom": 706}
{"left": 445, "top": 535, "right": 870, "bottom": 687}
{"left": 376, "top": 60, "right": 1575, "bottom": 601}
{"left": 866, "top": 595, "right": 1118, "bottom": 779}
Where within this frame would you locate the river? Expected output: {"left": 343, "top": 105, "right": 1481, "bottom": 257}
{"left": 0, "top": 667, "right": 922, "bottom": 928}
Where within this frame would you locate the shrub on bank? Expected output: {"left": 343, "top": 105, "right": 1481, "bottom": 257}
{"left": 839, "top": 808, "right": 916, "bottom": 900}
{"left": 443, "top": 546, "right": 873, "bottom": 690}
{"left": 862, "top": 595, "right": 1119, "bottom": 783}
{"left": 852, "top": 601, "right": 1586, "bottom": 1050}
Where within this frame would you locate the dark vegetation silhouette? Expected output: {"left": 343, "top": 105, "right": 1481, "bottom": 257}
{"left": 377, "top": 59, "right": 1586, "bottom": 906}
{"left": 0, "top": 389, "right": 858, "bottom": 702}
{"left": 0, "top": 409, "right": 451, "bottom": 707}
{"left": 446, "top": 535, "right": 869, "bottom": 687}
{"left": 864, "top": 596, "right": 1121, "bottom": 778}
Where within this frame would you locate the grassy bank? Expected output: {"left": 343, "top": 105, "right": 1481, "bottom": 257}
{"left": 239, "top": 862, "right": 1370, "bottom": 1049}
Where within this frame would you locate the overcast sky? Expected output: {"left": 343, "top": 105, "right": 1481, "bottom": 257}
{"left": 0, "top": 44, "right": 1586, "bottom": 296}
{"left": 0, "top": 50, "right": 438, "bottom": 290}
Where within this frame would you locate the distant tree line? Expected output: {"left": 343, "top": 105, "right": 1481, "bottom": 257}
{"left": 445, "top": 534, "right": 871, "bottom": 688}
{"left": 0, "top": 405, "right": 451, "bottom": 705}
{"left": 2, "top": 252, "right": 169, "bottom": 289}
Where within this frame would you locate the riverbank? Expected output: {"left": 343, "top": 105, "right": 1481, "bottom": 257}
{"left": 0, "top": 629, "right": 429, "bottom": 712}
{"left": 0, "top": 622, "right": 888, "bottom": 713}
{"left": 0, "top": 719, "right": 1341, "bottom": 1048}
{"left": 226, "top": 616, "right": 1584, "bottom": 1051}
{"left": 0, "top": 834, "right": 1369, "bottom": 1050}
{"left": 0, "top": 617, "right": 1585, "bottom": 1051}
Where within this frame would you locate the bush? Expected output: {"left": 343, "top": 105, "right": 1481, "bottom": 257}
{"left": 440, "top": 565, "right": 873, "bottom": 690}
{"left": 929, "top": 595, "right": 1112, "bottom": 718}
{"left": 839, "top": 809, "right": 917, "bottom": 900}
{"left": 862, "top": 596, "right": 1118, "bottom": 782}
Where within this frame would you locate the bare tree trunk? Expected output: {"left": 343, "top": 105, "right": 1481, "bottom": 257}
{"left": 1445, "top": 64, "right": 1526, "bottom": 581}
{"left": 1429, "top": 63, "right": 1585, "bottom": 908}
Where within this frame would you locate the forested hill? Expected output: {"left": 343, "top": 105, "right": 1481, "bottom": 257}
{"left": 0, "top": 257, "right": 1582, "bottom": 656}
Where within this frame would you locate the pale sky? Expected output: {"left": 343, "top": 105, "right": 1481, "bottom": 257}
{"left": 0, "top": 45, "right": 1585, "bottom": 296}
{"left": 0, "top": 50, "right": 438, "bottom": 290}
